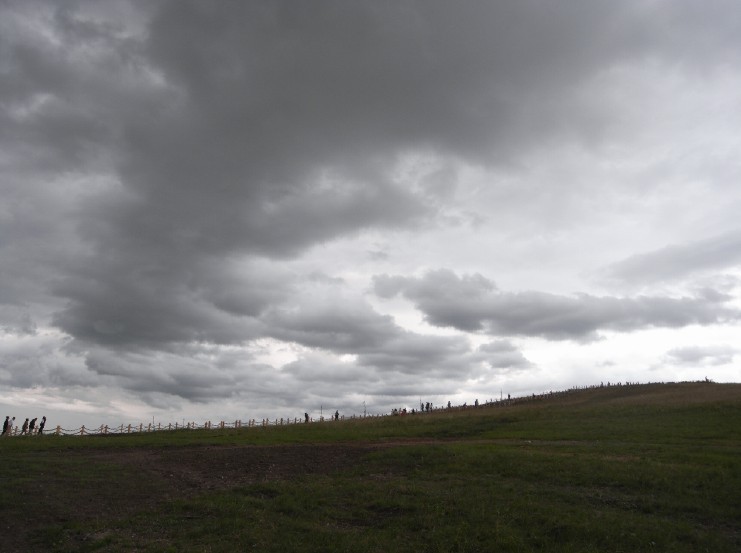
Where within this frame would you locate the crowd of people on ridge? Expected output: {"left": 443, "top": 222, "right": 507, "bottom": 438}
{"left": 1, "top": 415, "right": 46, "bottom": 436}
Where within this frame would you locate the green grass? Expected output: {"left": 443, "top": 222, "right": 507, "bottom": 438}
{"left": 1, "top": 382, "right": 739, "bottom": 552}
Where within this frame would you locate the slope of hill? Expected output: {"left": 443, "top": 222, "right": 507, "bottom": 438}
{"left": 1, "top": 382, "right": 739, "bottom": 552}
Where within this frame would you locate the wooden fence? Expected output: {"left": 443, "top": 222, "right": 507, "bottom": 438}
{"left": 2, "top": 414, "right": 371, "bottom": 437}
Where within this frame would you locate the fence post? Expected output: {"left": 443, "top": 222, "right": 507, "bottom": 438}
{"left": 55, "top": 425, "right": 61, "bottom": 436}
{"left": 220, "top": 421, "right": 225, "bottom": 429}
{"left": 147, "top": 423, "right": 151, "bottom": 432}
{"left": 104, "top": 425, "right": 108, "bottom": 434}
{"left": 127, "top": 424, "right": 131, "bottom": 433}
{"left": 80, "top": 425, "right": 86, "bottom": 436}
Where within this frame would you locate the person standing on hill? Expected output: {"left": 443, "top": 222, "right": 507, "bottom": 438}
{"left": 38, "top": 416, "right": 46, "bottom": 435}
{"left": 29, "top": 418, "right": 37, "bottom": 434}
{"left": 1, "top": 416, "right": 8, "bottom": 436}
{"left": 21, "top": 418, "right": 29, "bottom": 435}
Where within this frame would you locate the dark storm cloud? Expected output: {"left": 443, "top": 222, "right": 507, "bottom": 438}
{"left": 49, "top": 252, "right": 295, "bottom": 349}
{"left": 374, "top": 269, "right": 741, "bottom": 341}
{"left": 0, "top": 2, "right": 150, "bottom": 176}
{"left": 50, "top": 257, "right": 269, "bottom": 348}
{"left": 4, "top": 0, "right": 738, "bottom": 348}
{"left": 601, "top": 230, "right": 741, "bottom": 286}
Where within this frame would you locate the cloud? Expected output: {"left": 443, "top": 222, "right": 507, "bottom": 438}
{"left": 2, "top": 1, "right": 741, "bottom": 423}
{"left": 474, "top": 340, "right": 534, "bottom": 371}
{"left": 664, "top": 345, "right": 736, "bottom": 367}
{"left": 4, "top": 0, "right": 740, "bottom": 357}
{"left": 600, "top": 230, "right": 741, "bottom": 286}
{"left": 264, "top": 291, "right": 471, "bottom": 375}
{"left": 374, "top": 269, "right": 741, "bottom": 341}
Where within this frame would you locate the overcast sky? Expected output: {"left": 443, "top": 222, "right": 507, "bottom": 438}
{"left": 2, "top": 0, "right": 740, "bottom": 429}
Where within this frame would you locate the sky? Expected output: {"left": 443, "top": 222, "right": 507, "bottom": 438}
{"left": 1, "top": 0, "right": 740, "bottom": 430}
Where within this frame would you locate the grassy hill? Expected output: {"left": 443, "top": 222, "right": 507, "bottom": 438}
{"left": 1, "top": 382, "right": 739, "bottom": 552}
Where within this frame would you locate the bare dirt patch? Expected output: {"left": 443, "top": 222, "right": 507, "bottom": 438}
{"left": 97, "top": 442, "right": 370, "bottom": 494}
{"left": 3, "top": 443, "right": 374, "bottom": 552}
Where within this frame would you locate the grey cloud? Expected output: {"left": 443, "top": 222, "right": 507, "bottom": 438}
{"left": 278, "top": 353, "right": 460, "bottom": 413}
{"left": 600, "top": 230, "right": 741, "bottom": 286}
{"left": 266, "top": 300, "right": 398, "bottom": 353}
{"left": 265, "top": 295, "right": 470, "bottom": 374}
{"left": 374, "top": 269, "right": 741, "bottom": 341}
{"left": 51, "top": 263, "right": 266, "bottom": 348}
{"left": 664, "top": 345, "right": 736, "bottom": 367}
{"left": 3, "top": 0, "right": 741, "bottom": 419}
{"left": 4, "top": 0, "right": 739, "bottom": 356}
{"left": 375, "top": 270, "right": 495, "bottom": 305}
{"left": 367, "top": 250, "right": 390, "bottom": 262}
{"left": 49, "top": 273, "right": 480, "bottom": 403}
{"left": 355, "top": 332, "right": 471, "bottom": 376}
{"left": 0, "top": 308, "right": 38, "bottom": 336}
{"left": 0, "top": 2, "right": 148, "bottom": 176}
{"left": 0, "top": 330, "right": 78, "bottom": 389}
{"left": 475, "top": 340, "right": 534, "bottom": 371}
{"left": 282, "top": 353, "right": 371, "bottom": 386}
{"left": 79, "top": 344, "right": 266, "bottom": 403}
